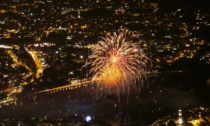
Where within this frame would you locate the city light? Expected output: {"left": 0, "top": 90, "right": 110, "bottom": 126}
{"left": 0, "top": 0, "right": 209, "bottom": 125}
{"left": 85, "top": 115, "right": 92, "bottom": 122}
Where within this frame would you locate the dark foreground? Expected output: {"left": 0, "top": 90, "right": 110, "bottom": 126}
{"left": 0, "top": 67, "right": 210, "bottom": 126}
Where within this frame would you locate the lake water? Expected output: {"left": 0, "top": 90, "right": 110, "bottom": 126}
{"left": 0, "top": 67, "right": 210, "bottom": 126}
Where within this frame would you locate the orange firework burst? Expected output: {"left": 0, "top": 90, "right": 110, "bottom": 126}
{"left": 85, "top": 29, "right": 150, "bottom": 94}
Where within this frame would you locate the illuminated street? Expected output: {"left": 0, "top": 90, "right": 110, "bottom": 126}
{"left": 0, "top": 0, "right": 210, "bottom": 125}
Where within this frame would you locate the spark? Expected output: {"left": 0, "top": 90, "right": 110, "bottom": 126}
{"left": 84, "top": 29, "right": 150, "bottom": 96}
{"left": 0, "top": 45, "right": 13, "bottom": 49}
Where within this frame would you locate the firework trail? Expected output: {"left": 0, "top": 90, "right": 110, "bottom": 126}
{"left": 84, "top": 29, "right": 150, "bottom": 97}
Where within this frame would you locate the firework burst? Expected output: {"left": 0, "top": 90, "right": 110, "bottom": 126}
{"left": 85, "top": 29, "right": 150, "bottom": 95}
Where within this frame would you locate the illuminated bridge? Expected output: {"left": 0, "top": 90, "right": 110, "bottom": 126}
{"left": 0, "top": 78, "right": 92, "bottom": 107}
{"left": 62, "top": 8, "right": 89, "bottom": 15}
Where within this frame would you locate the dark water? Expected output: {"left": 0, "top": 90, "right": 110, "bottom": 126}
{"left": 0, "top": 67, "right": 210, "bottom": 125}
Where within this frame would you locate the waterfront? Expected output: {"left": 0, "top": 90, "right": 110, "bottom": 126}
{"left": 0, "top": 63, "right": 209, "bottom": 125}
{"left": 0, "top": 0, "right": 210, "bottom": 125}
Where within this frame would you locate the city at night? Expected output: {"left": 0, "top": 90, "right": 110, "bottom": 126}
{"left": 0, "top": 0, "right": 210, "bottom": 125}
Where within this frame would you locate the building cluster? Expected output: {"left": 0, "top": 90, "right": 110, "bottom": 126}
{"left": 151, "top": 107, "right": 210, "bottom": 125}
{"left": 0, "top": 0, "right": 209, "bottom": 102}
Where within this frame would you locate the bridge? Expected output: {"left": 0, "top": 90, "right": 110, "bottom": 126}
{"left": 0, "top": 70, "right": 184, "bottom": 107}
{"left": 0, "top": 78, "right": 92, "bottom": 107}
{"left": 62, "top": 8, "right": 89, "bottom": 15}
{"left": 37, "top": 79, "right": 92, "bottom": 93}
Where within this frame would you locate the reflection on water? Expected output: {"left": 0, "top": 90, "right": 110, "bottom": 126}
{"left": 0, "top": 70, "right": 209, "bottom": 126}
